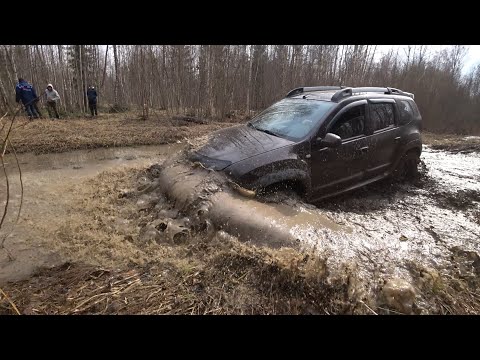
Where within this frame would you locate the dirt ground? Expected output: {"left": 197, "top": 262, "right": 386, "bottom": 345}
{"left": 8, "top": 112, "right": 237, "bottom": 154}
{"left": 422, "top": 132, "right": 480, "bottom": 153}
{"left": 1, "top": 116, "right": 479, "bottom": 315}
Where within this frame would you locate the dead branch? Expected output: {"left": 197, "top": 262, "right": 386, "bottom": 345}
{"left": 0, "top": 287, "right": 21, "bottom": 315}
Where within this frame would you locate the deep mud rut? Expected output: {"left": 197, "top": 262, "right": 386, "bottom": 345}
{"left": 1, "top": 144, "right": 479, "bottom": 314}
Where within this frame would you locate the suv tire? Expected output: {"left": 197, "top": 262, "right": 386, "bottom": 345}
{"left": 394, "top": 150, "right": 420, "bottom": 181}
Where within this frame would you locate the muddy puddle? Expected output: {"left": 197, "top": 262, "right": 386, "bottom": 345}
{"left": 1, "top": 143, "right": 480, "bottom": 313}
{"left": 0, "top": 144, "right": 182, "bottom": 283}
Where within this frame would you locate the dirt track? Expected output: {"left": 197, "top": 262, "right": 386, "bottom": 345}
{"left": 1, "top": 118, "right": 479, "bottom": 314}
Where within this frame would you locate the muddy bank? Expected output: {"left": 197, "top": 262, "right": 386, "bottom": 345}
{"left": 8, "top": 115, "right": 235, "bottom": 154}
{"left": 423, "top": 132, "right": 480, "bottom": 153}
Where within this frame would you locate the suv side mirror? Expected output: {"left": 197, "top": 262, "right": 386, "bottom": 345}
{"left": 317, "top": 133, "right": 342, "bottom": 148}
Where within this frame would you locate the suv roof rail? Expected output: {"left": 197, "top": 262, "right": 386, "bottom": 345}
{"left": 388, "top": 87, "right": 415, "bottom": 99}
{"left": 286, "top": 86, "right": 345, "bottom": 98}
{"left": 331, "top": 86, "right": 414, "bottom": 102}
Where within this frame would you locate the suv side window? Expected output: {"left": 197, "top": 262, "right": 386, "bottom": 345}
{"left": 398, "top": 100, "right": 414, "bottom": 125}
{"left": 329, "top": 104, "right": 366, "bottom": 140}
{"left": 370, "top": 103, "right": 395, "bottom": 131}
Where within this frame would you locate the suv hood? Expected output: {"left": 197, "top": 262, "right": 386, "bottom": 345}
{"left": 190, "top": 124, "right": 294, "bottom": 169}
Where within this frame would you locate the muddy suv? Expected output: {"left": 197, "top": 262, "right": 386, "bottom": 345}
{"left": 190, "top": 86, "right": 422, "bottom": 201}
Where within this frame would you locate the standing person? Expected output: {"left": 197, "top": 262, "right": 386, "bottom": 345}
{"left": 15, "top": 78, "right": 41, "bottom": 120}
{"left": 87, "top": 86, "right": 98, "bottom": 117}
{"left": 33, "top": 97, "right": 43, "bottom": 119}
{"left": 45, "top": 83, "right": 60, "bottom": 119}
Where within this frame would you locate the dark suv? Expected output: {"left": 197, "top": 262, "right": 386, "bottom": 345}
{"left": 189, "top": 86, "right": 422, "bottom": 201}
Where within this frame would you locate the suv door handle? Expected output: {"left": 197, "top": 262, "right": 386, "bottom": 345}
{"left": 359, "top": 146, "right": 369, "bottom": 152}
{"left": 394, "top": 136, "right": 401, "bottom": 143}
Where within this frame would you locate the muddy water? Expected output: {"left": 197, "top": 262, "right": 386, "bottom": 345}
{"left": 0, "top": 144, "right": 182, "bottom": 283}
{"left": 1, "top": 142, "right": 479, "bottom": 313}
{"left": 209, "top": 192, "right": 351, "bottom": 248}
{"left": 422, "top": 146, "right": 480, "bottom": 191}
{"left": 291, "top": 148, "right": 479, "bottom": 280}
{"left": 305, "top": 147, "right": 480, "bottom": 301}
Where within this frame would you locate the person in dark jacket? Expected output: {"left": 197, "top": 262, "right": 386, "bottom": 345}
{"left": 15, "top": 78, "right": 42, "bottom": 120}
{"left": 86, "top": 86, "right": 98, "bottom": 117}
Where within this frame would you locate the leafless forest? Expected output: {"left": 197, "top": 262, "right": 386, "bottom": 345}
{"left": 1, "top": 45, "right": 479, "bottom": 133}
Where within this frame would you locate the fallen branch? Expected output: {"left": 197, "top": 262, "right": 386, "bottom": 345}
{"left": 1, "top": 103, "right": 25, "bottom": 238}
{"left": 0, "top": 287, "right": 21, "bottom": 315}
{"left": 0, "top": 155, "right": 10, "bottom": 239}
{"left": 0, "top": 139, "right": 24, "bottom": 248}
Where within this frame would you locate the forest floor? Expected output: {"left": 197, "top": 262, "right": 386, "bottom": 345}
{"left": 8, "top": 111, "right": 237, "bottom": 154}
{"left": 1, "top": 113, "right": 479, "bottom": 315}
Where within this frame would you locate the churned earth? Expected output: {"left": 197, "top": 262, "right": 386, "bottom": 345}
{"left": 0, "top": 117, "right": 479, "bottom": 314}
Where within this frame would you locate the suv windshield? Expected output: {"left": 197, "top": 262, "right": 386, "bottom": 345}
{"left": 250, "top": 99, "right": 335, "bottom": 141}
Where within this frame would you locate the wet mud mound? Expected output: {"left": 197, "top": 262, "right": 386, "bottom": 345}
{"left": 150, "top": 153, "right": 347, "bottom": 249}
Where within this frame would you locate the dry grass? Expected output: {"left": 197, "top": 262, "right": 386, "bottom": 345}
{"left": 404, "top": 260, "right": 480, "bottom": 315}
{"left": 0, "top": 240, "right": 360, "bottom": 315}
{"left": 9, "top": 113, "right": 236, "bottom": 155}
{"left": 423, "top": 131, "right": 480, "bottom": 153}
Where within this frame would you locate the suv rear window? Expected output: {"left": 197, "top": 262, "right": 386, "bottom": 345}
{"left": 409, "top": 100, "right": 421, "bottom": 117}
{"left": 370, "top": 103, "right": 394, "bottom": 131}
{"left": 398, "top": 100, "right": 414, "bottom": 125}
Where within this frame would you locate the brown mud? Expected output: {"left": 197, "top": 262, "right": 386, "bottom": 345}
{"left": 422, "top": 132, "right": 480, "bottom": 154}
{"left": 1, "top": 132, "right": 480, "bottom": 314}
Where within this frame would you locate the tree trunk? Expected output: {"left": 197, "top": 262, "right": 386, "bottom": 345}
{"left": 113, "top": 44, "right": 121, "bottom": 108}
{"left": 246, "top": 45, "right": 253, "bottom": 116}
{"left": 100, "top": 45, "right": 109, "bottom": 91}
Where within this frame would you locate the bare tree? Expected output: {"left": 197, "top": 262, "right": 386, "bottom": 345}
{"left": 0, "top": 44, "right": 479, "bottom": 134}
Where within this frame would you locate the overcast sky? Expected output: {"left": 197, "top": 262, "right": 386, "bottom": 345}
{"left": 375, "top": 45, "right": 480, "bottom": 74}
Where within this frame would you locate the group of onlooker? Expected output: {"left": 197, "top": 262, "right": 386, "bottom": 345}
{"left": 15, "top": 78, "right": 98, "bottom": 120}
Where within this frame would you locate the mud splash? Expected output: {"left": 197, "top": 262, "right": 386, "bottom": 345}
{"left": 153, "top": 158, "right": 352, "bottom": 248}
{"left": 134, "top": 146, "right": 480, "bottom": 313}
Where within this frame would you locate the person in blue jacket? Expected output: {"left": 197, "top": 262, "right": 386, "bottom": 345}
{"left": 15, "top": 78, "right": 42, "bottom": 120}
